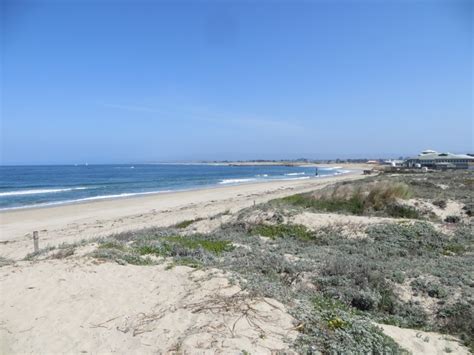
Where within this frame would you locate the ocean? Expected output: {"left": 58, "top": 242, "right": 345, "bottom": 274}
{"left": 0, "top": 164, "right": 348, "bottom": 210}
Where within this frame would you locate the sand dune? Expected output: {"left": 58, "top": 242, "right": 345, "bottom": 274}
{"left": 378, "top": 324, "right": 469, "bottom": 355}
{"left": 0, "top": 257, "right": 297, "bottom": 354}
{"left": 2, "top": 170, "right": 469, "bottom": 354}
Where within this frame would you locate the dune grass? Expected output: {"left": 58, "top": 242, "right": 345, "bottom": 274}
{"left": 86, "top": 171, "right": 473, "bottom": 352}
{"left": 175, "top": 218, "right": 203, "bottom": 229}
{"left": 92, "top": 232, "right": 234, "bottom": 267}
{"left": 88, "top": 217, "right": 472, "bottom": 351}
{"left": 278, "top": 181, "right": 419, "bottom": 219}
{"left": 250, "top": 223, "right": 313, "bottom": 241}
{"left": 137, "top": 235, "right": 234, "bottom": 255}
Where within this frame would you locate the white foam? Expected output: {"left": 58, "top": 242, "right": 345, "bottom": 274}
{"left": 281, "top": 176, "right": 311, "bottom": 181}
{"left": 71, "top": 190, "right": 173, "bottom": 202}
{"left": 331, "top": 170, "right": 351, "bottom": 175}
{"left": 219, "top": 178, "right": 257, "bottom": 185}
{"left": 285, "top": 172, "right": 306, "bottom": 176}
{"left": 0, "top": 187, "right": 88, "bottom": 197}
{"left": 317, "top": 166, "right": 342, "bottom": 170}
{"left": 0, "top": 190, "right": 174, "bottom": 211}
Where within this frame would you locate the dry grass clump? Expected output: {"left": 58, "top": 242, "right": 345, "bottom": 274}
{"left": 51, "top": 248, "right": 75, "bottom": 259}
{"left": 312, "top": 181, "right": 411, "bottom": 205}
{"left": 278, "top": 181, "right": 418, "bottom": 218}
{"left": 364, "top": 182, "right": 412, "bottom": 209}
{"left": 23, "top": 245, "right": 57, "bottom": 260}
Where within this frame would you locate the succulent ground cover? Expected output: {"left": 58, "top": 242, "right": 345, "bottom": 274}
{"left": 22, "top": 170, "right": 473, "bottom": 353}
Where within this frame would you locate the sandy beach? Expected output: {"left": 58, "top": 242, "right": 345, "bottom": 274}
{"left": 1, "top": 168, "right": 472, "bottom": 354}
{"left": 0, "top": 170, "right": 367, "bottom": 354}
{"left": 0, "top": 170, "right": 364, "bottom": 260}
{"left": 3, "top": 0, "right": 471, "bottom": 352}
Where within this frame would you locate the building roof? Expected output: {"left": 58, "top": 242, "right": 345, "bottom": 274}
{"left": 420, "top": 149, "right": 437, "bottom": 155}
{"left": 409, "top": 151, "right": 474, "bottom": 161}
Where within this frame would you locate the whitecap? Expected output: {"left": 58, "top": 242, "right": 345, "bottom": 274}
{"left": 0, "top": 187, "right": 88, "bottom": 197}
{"left": 0, "top": 190, "right": 174, "bottom": 211}
{"left": 285, "top": 172, "right": 306, "bottom": 176}
{"left": 219, "top": 178, "right": 257, "bottom": 185}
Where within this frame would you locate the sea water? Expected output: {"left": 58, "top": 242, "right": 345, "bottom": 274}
{"left": 0, "top": 164, "right": 348, "bottom": 210}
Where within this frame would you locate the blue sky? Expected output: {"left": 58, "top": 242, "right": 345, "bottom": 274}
{"left": 1, "top": 0, "right": 472, "bottom": 164}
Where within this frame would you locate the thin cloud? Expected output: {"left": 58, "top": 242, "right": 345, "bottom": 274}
{"left": 103, "top": 102, "right": 307, "bottom": 133}
{"left": 103, "top": 104, "right": 172, "bottom": 115}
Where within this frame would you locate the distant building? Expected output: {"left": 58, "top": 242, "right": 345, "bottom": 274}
{"left": 383, "top": 159, "right": 405, "bottom": 167}
{"left": 405, "top": 150, "right": 474, "bottom": 170}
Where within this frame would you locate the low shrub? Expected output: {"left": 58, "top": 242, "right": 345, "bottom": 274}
{"left": 94, "top": 233, "right": 234, "bottom": 266}
{"left": 443, "top": 243, "right": 466, "bottom": 255}
{"left": 87, "top": 187, "right": 472, "bottom": 352}
{"left": 437, "top": 302, "right": 474, "bottom": 351}
{"left": 317, "top": 256, "right": 398, "bottom": 314}
{"left": 24, "top": 245, "right": 57, "bottom": 260}
{"left": 98, "top": 240, "right": 127, "bottom": 251}
{"left": 175, "top": 218, "right": 203, "bottom": 229}
{"left": 51, "top": 248, "right": 75, "bottom": 259}
{"left": 91, "top": 248, "right": 154, "bottom": 266}
{"left": 166, "top": 257, "right": 202, "bottom": 269}
{"left": 161, "top": 236, "right": 234, "bottom": 255}
{"left": 391, "top": 271, "right": 406, "bottom": 284}
{"left": 385, "top": 204, "right": 420, "bottom": 219}
{"left": 444, "top": 215, "right": 460, "bottom": 224}
{"left": 281, "top": 191, "right": 365, "bottom": 215}
{"left": 250, "top": 223, "right": 313, "bottom": 240}
{"left": 462, "top": 203, "right": 473, "bottom": 217}
{"left": 366, "top": 222, "right": 452, "bottom": 257}
{"left": 381, "top": 301, "right": 429, "bottom": 329}
{"left": 433, "top": 200, "right": 447, "bottom": 209}
{"left": 294, "top": 294, "right": 406, "bottom": 353}
{"left": 410, "top": 279, "right": 448, "bottom": 299}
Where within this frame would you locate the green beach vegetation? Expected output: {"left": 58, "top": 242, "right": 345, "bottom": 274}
{"left": 274, "top": 181, "right": 420, "bottom": 219}
{"left": 24, "top": 170, "right": 473, "bottom": 352}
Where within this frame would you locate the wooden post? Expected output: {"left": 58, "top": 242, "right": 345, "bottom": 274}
{"left": 33, "top": 231, "right": 39, "bottom": 252}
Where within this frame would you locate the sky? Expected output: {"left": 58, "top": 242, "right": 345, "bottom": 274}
{"left": 1, "top": 0, "right": 472, "bottom": 164}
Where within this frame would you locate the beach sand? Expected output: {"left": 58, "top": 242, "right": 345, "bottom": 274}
{"left": 0, "top": 171, "right": 365, "bottom": 354}
{"left": 0, "top": 259, "right": 298, "bottom": 354}
{"left": 0, "top": 169, "right": 470, "bottom": 354}
{"left": 0, "top": 171, "right": 364, "bottom": 260}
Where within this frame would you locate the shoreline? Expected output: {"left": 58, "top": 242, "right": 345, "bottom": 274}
{"left": 0, "top": 162, "right": 367, "bottom": 216}
{"left": 0, "top": 170, "right": 364, "bottom": 260}
{"left": 0, "top": 169, "right": 355, "bottom": 213}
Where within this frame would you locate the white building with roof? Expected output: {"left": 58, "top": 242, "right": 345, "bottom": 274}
{"left": 405, "top": 150, "right": 474, "bottom": 169}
